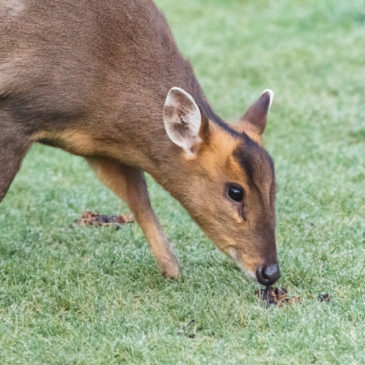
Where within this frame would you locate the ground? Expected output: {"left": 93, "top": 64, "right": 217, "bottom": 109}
{"left": 0, "top": 0, "right": 364, "bottom": 363}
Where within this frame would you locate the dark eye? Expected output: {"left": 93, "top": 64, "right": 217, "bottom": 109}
{"left": 227, "top": 184, "right": 244, "bottom": 202}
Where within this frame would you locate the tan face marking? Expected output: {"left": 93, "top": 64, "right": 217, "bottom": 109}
{"left": 177, "top": 120, "right": 277, "bottom": 279}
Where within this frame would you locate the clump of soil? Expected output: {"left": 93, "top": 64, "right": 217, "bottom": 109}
{"left": 74, "top": 212, "right": 135, "bottom": 228}
{"left": 256, "top": 287, "right": 332, "bottom": 307}
{"left": 255, "top": 286, "right": 301, "bottom": 307}
{"left": 318, "top": 293, "right": 331, "bottom": 302}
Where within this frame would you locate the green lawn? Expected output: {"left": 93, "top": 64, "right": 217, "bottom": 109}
{"left": 1, "top": 0, "right": 364, "bottom": 363}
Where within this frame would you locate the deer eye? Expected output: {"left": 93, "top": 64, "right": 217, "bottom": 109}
{"left": 227, "top": 184, "right": 244, "bottom": 202}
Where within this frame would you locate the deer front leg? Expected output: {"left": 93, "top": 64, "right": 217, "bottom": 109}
{"left": 0, "top": 111, "right": 31, "bottom": 203}
{"left": 87, "top": 158, "right": 180, "bottom": 279}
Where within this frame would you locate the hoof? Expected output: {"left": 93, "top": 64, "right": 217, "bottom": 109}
{"left": 159, "top": 256, "right": 180, "bottom": 279}
{"left": 162, "top": 265, "right": 180, "bottom": 279}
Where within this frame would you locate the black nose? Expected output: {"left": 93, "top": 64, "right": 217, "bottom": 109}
{"left": 256, "top": 263, "right": 281, "bottom": 286}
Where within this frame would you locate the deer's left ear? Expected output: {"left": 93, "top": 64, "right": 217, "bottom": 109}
{"left": 163, "top": 87, "right": 205, "bottom": 156}
{"left": 241, "top": 89, "right": 274, "bottom": 136}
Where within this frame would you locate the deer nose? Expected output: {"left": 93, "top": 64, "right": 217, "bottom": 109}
{"left": 256, "top": 263, "right": 281, "bottom": 286}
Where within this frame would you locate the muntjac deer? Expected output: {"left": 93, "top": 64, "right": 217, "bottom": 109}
{"left": 0, "top": 0, "right": 280, "bottom": 285}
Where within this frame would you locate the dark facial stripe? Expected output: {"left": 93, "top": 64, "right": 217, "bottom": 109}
{"left": 233, "top": 133, "right": 275, "bottom": 186}
{"left": 197, "top": 97, "right": 273, "bottom": 173}
{"left": 233, "top": 145, "right": 254, "bottom": 183}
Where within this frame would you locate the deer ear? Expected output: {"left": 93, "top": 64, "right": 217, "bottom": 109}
{"left": 163, "top": 87, "right": 203, "bottom": 155}
{"left": 241, "top": 89, "right": 273, "bottom": 135}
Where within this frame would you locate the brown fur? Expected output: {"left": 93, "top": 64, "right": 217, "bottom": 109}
{"left": 87, "top": 158, "right": 180, "bottom": 278}
{"left": 0, "top": 0, "right": 278, "bottom": 280}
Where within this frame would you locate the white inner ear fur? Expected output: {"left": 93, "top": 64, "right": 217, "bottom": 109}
{"left": 163, "top": 87, "right": 202, "bottom": 155}
{"left": 262, "top": 89, "right": 274, "bottom": 111}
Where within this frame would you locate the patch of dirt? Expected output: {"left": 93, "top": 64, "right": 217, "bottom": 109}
{"left": 256, "top": 287, "right": 332, "bottom": 307}
{"left": 255, "top": 286, "right": 301, "bottom": 307}
{"left": 318, "top": 293, "right": 331, "bottom": 302}
{"left": 74, "top": 212, "right": 135, "bottom": 228}
{"left": 177, "top": 319, "right": 200, "bottom": 339}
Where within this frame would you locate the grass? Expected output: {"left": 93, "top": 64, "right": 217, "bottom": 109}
{"left": 1, "top": 0, "right": 365, "bottom": 363}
